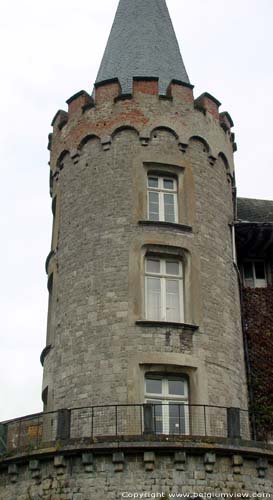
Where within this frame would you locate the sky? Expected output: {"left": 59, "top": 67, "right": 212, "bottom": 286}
{"left": 0, "top": 0, "right": 272, "bottom": 422}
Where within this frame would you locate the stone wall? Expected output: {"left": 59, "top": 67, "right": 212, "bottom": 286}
{"left": 42, "top": 80, "right": 248, "bottom": 418}
{"left": 1, "top": 441, "right": 273, "bottom": 499}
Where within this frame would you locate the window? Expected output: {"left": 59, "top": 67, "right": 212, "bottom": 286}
{"left": 242, "top": 261, "right": 267, "bottom": 288}
{"left": 42, "top": 386, "right": 48, "bottom": 409}
{"left": 147, "top": 175, "right": 178, "bottom": 223}
{"left": 145, "top": 257, "right": 184, "bottom": 322}
{"left": 145, "top": 375, "right": 189, "bottom": 434}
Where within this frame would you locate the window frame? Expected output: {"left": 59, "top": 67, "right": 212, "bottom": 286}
{"left": 145, "top": 256, "right": 184, "bottom": 323}
{"left": 242, "top": 260, "right": 267, "bottom": 288}
{"left": 145, "top": 374, "right": 189, "bottom": 435}
{"left": 147, "top": 174, "right": 178, "bottom": 223}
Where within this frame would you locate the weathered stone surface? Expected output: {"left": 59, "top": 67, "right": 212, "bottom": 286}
{"left": 0, "top": 449, "right": 260, "bottom": 497}
{"left": 174, "top": 451, "right": 187, "bottom": 471}
{"left": 233, "top": 454, "right": 243, "bottom": 466}
{"left": 144, "top": 452, "right": 155, "bottom": 463}
{"left": 4, "top": 0, "right": 272, "bottom": 498}
{"left": 42, "top": 82, "right": 248, "bottom": 427}
{"left": 29, "top": 460, "right": 40, "bottom": 471}
{"left": 81, "top": 453, "right": 94, "bottom": 465}
{"left": 112, "top": 452, "right": 125, "bottom": 464}
{"left": 54, "top": 456, "right": 66, "bottom": 468}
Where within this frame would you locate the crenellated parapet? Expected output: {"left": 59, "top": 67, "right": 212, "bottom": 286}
{"left": 48, "top": 78, "right": 236, "bottom": 194}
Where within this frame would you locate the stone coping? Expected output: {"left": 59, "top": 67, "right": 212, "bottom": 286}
{"left": 1, "top": 436, "right": 273, "bottom": 466}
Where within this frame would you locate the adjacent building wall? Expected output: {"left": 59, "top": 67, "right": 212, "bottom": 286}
{"left": 242, "top": 285, "right": 273, "bottom": 441}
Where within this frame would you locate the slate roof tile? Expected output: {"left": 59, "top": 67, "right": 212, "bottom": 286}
{"left": 237, "top": 198, "right": 273, "bottom": 223}
{"left": 95, "top": 0, "right": 190, "bottom": 94}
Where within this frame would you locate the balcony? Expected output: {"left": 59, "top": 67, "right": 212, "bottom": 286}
{"left": 0, "top": 404, "right": 254, "bottom": 457}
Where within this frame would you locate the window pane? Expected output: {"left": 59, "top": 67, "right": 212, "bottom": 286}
{"left": 146, "top": 379, "right": 162, "bottom": 394}
{"left": 148, "top": 191, "right": 159, "bottom": 221}
{"left": 166, "top": 279, "right": 180, "bottom": 322}
{"left": 163, "top": 179, "right": 174, "bottom": 190}
{"left": 149, "top": 191, "right": 159, "bottom": 202}
{"left": 148, "top": 177, "right": 158, "bottom": 188}
{"left": 243, "top": 262, "right": 253, "bottom": 279}
{"left": 166, "top": 261, "right": 180, "bottom": 276}
{"left": 146, "top": 277, "right": 161, "bottom": 320}
{"left": 255, "top": 262, "right": 265, "bottom": 280}
{"left": 164, "top": 193, "right": 175, "bottom": 222}
{"left": 146, "top": 259, "right": 160, "bottom": 274}
{"left": 169, "top": 403, "right": 186, "bottom": 434}
{"left": 149, "top": 212, "right": 160, "bottom": 221}
{"left": 168, "top": 379, "right": 186, "bottom": 396}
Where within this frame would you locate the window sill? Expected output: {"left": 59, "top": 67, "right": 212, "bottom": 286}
{"left": 136, "top": 320, "right": 199, "bottom": 332}
{"left": 138, "top": 220, "right": 192, "bottom": 233}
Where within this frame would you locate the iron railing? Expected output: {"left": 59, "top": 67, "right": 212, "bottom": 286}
{"left": 0, "top": 404, "right": 252, "bottom": 456}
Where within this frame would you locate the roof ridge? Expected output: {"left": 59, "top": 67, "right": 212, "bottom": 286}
{"left": 238, "top": 197, "right": 273, "bottom": 203}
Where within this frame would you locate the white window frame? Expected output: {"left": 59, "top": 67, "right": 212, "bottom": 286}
{"left": 242, "top": 260, "right": 267, "bottom": 288}
{"left": 147, "top": 175, "right": 178, "bottom": 223}
{"left": 145, "top": 375, "right": 189, "bottom": 435}
{"left": 145, "top": 257, "right": 184, "bottom": 323}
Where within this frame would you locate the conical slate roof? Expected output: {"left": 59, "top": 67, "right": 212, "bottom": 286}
{"left": 95, "top": 0, "right": 190, "bottom": 94}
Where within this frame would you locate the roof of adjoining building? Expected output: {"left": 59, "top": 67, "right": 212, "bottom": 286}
{"left": 95, "top": 0, "right": 190, "bottom": 94}
{"left": 237, "top": 198, "right": 273, "bottom": 223}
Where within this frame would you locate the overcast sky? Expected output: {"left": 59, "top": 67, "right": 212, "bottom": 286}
{"left": 1, "top": 0, "right": 272, "bottom": 422}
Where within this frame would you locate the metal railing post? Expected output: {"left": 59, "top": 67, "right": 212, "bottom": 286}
{"left": 18, "top": 419, "right": 22, "bottom": 451}
{"left": 178, "top": 404, "right": 181, "bottom": 434}
{"left": 36, "top": 415, "right": 40, "bottom": 447}
{"left": 57, "top": 409, "right": 71, "bottom": 440}
{"left": 0, "top": 424, "right": 7, "bottom": 455}
{"left": 227, "top": 407, "right": 241, "bottom": 439}
{"left": 91, "top": 407, "right": 94, "bottom": 438}
{"left": 204, "top": 406, "right": 207, "bottom": 436}
{"left": 143, "top": 404, "right": 154, "bottom": 434}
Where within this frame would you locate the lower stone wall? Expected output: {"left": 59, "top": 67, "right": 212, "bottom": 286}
{"left": 1, "top": 441, "right": 273, "bottom": 499}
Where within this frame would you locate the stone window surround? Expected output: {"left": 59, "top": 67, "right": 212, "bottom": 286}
{"left": 132, "top": 151, "right": 195, "bottom": 229}
{"left": 141, "top": 365, "right": 196, "bottom": 406}
{"left": 127, "top": 354, "right": 209, "bottom": 410}
{"left": 133, "top": 243, "right": 197, "bottom": 327}
{"left": 140, "top": 160, "right": 194, "bottom": 229}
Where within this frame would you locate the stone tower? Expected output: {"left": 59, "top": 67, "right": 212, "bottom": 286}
{"left": 42, "top": 0, "right": 248, "bottom": 417}
{"left": 2, "top": 1, "right": 273, "bottom": 497}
